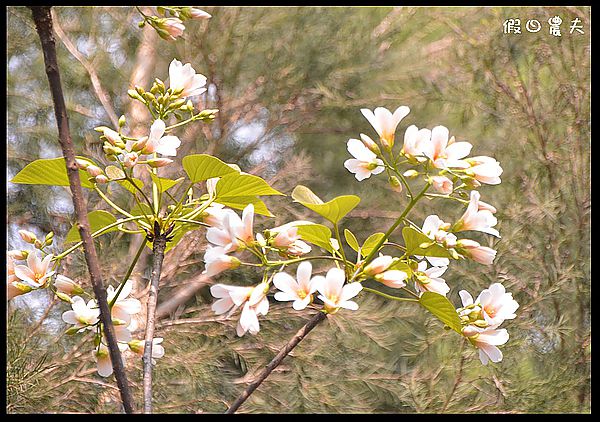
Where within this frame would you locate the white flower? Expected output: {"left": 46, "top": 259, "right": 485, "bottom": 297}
{"left": 374, "top": 270, "right": 408, "bottom": 289}
{"left": 236, "top": 283, "right": 270, "bottom": 337}
{"left": 210, "top": 283, "right": 254, "bottom": 315}
{"left": 273, "top": 261, "right": 319, "bottom": 310}
{"left": 314, "top": 268, "right": 362, "bottom": 313}
{"left": 94, "top": 344, "right": 114, "bottom": 377}
{"left": 13, "top": 252, "right": 55, "bottom": 288}
{"left": 343, "top": 138, "right": 384, "bottom": 181}
{"left": 418, "top": 215, "right": 456, "bottom": 267}
{"left": 431, "top": 175, "right": 453, "bottom": 194}
{"left": 62, "top": 296, "right": 100, "bottom": 329}
{"left": 401, "top": 125, "right": 431, "bottom": 161}
{"left": 142, "top": 119, "right": 181, "bottom": 157}
{"left": 454, "top": 191, "right": 500, "bottom": 237}
{"left": 286, "top": 240, "right": 312, "bottom": 256}
{"left": 206, "top": 204, "right": 255, "bottom": 252}
{"left": 421, "top": 125, "right": 472, "bottom": 169}
{"left": 202, "top": 246, "right": 241, "bottom": 276}
{"left": 106, "top": 280, "right": 142, "bottom": 327}
{"left": 465, "top": 156, "right": 503, "bottom": 185}
{"left": 459, "top": 283, "right": 519, "bottom": 329}
{"left": 7, "top": 258, "right": 31, "bottom": 300}
{"left": 462, "top": 325, "right": 509, "bottom": 365}
{"left": 414, "top": 261, "right": 450, "bottom": 296}
{"left": 169, "top": 59, "right": 207, "bottom": 98}
{"left": 360, "top": 106, "right": 410, "bottom": 149}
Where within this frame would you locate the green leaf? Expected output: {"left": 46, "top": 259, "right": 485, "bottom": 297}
{"left": 361, "top": 232, "right": 385, "bottom": 257}
{"left": 150, "top": 172, "right": 184, "bottom": 193}
{"left": 216, "top": 196, "right": 274, "bottom": 217}
{"left": 65, "top": 210, "right": 118, "bottom": 243}
{"left": 344, "top": 229, "right": 359, "bottom": 252}
{"left": 116, "top": 178, "right": 144, "bottom": 195}
{"left": 402, "top": 226, "right": 454, "bottom": 258}
{"left": 11, "top": 157, "right": 94, "bottom": 189}
{"left": 419, "top": 292, "right": 463, "bottom": 333}
{"left": 130, "top": 203, "right": 153, "bottom": 217}
{"left": 297, "top": 224, "right": 334, "bottom": 253}
{"left": 182, "top": 154, "right": 238, "bottom": 183}
{"left": 216, "top": 173, "right": 284, "bottom": 198}
{"left": 291, "top": 185, "right": 360, "bottom": 224}
{"left": 387, "top": 261, "right": 413, "bottom": 278}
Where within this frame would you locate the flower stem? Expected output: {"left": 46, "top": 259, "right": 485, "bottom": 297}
{"left": 362, "top": 287, "right": 418, "bottom": 302}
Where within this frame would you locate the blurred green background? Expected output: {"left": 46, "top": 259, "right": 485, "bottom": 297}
{"left": 6, "top": 6, "right": 590, "bottom": 413}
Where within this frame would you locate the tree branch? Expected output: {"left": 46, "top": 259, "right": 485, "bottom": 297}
{"left": 225, "top": 311, "right": 327, "bottom": 414}
{"left": 30, "top": 6, "right": 136, "bottom": 414}
{"left": 142, "top": 229, "right": 167, "bottom": 413}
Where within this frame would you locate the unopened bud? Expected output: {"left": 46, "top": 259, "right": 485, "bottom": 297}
{"left": 169, "top": 98, "right": 187, "bottom": 110}
{"left": 143, "top": 92, "right": 156, "bottom": 103}
{"left": 146, "top": 158, "right": 173, "bottom": 168}
{"left": 8, "top": 250, "right": 28, "bottom": 260}
{"left": 54, "top": 274, "right": 84, "bottom": 295}
{"left": 197, "top": 109, "right": 219, "bottom": 121}
{"left": 130, "top": 136, "right": 148, "bottom": 152}
{"left": 95, "top": 175, "right": 109, "bottom": 184}
{"left": 18, "top": 230, "right": 37, "bottom": 244}
{"left": 55, "top": 291, "right": 73, "bottom": 304}
{"left": 118, "top": 115, "right": 126, "bottom": 128}
{"left": 102, "top": 128, "right": 122, "bottom": 146}
{"left": 388, "top": 176, "right": 402, "bottom": 193}
{"left": 135, "top": 85, "right": 145, "bottom": 96}
{"left": 86, "top": 165, "right": 103, "bottom": 177}
{"left": 359, "top": 133, "right": 381, "bottom": 155}
{"left": 189, "top": 7, "right": 212, "bottom": 19}
{"left": 185, "top": 100, "right": 194, "bottom": 112}
{"left": 403, "top": 169, "right": 419, "bottom": 178}
{"left": 128, "top": 89, "right": 145, "bottom": 102}
{"left": 45, "top": 232, "right": 54, "bottom": 245}
{"left": 75, "top": 158, "right": 91, "bottom": 170}
{"left": 34, "top": 239, "right": 43, "bottom": 249}
{"left": 112, "top": 318, "right": 127, "bottom": 326}
{"left": 128, "top": 339, "right": 145, "bottom": 355}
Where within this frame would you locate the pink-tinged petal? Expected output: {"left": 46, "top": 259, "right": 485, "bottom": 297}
{"left": 347, "top": 138, "right": 375, "bottom": 162}
{"left": 340, "top": 282, "right": 363, "bottom": 302}
{"left": 96, "top": 354, "right": 114, "bottom": 377}
{"left": 248, "top": 283, "right": 268, "bottom": 307}
{"left": 62, "top": 310, "right": 79, "bottom": 325}
{"left": 371, "top": 163, "right": 385, "bottom": 175}
{"left": 478, "top": 348, "right": 490, "bottom": 365}
{"left": 427, "top": 279, "right": 450, "bottom": 296}
{"left": 149, "top": 119, "right": 166, "bottom": 142}
{"left": 239, "top": 303, "right": 259, "bottom": 334}
{"left": 115, "top": 298, "right": 142, "bottom": 315}
{"left": 374, "top": 107, "right": 393, "bottom": 137}
{"left": 40, "top": 254, "right": 54, "bottom": 273}
{"left": 255, "top": 296, "right": 269, "bottom": 316}
{"left": 430, "top": 125, "right": 449, "bottom": 158}
{"left": 206, "top": 227, "right": 233, "bottom": 248}
{"left": 212, "top": 297, "right": 235, "bottom": 314}
{"left": 417, "top": 261, "right": 427, "bottom": 272}
{"left": 26, "top": 251, "right": 41, "bottom": 274}
{"left": 323, "top": 268, "right": 345, "bottom": 298}
{"left": 273, "top": 272, "right": 298, "bottom": 294}
{"left": 156, "top": 135, "right": 181, "bottom": 157}
{"left": 13, "top": 265, "right": 36, "bottom": 285}
{"left": 477, "top": 329, "right": 509, "bottom": 346}
{"left": 296, "top": 261, "right": 313, "bottom": 292}
{"left": 229, "top": 287, "right": 253, "bottom": 306}
{"left": 445, "top": 141, "right": 472, "bottom": 160}
{"left": 478, "top": 343, "right": 503, "bottom": 363}
{"left": 459, "top": 290, "right": 474, "bottom": 306}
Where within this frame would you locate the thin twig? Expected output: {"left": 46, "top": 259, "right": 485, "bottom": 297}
{"left": 225, "top": 311, "right": 327, "bottom": 414}
{"left": 30, "top": 6, "right": 135, "bottom": 413}
{"left": 142, "top": 229, "right": 167, "bottom": 413}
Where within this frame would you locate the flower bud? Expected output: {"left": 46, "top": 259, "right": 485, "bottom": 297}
{"left": 118, "top": 115, "right": 126, "bottom": 128}
{"left": 8, "top": 249, "right": 28, "bottom": 260}
{"left": 55, "top": 291, "right": 73, "bottom": 304}
{"left": 169, "top": 98, "right": 187, "bottom": 110}
{"left": 75, "top": 158, "right": 91, "bottom": 170}
{"left": 197, "top": 109, "right": 219, "bottom": 121}
{"left": 34, "top": 239, "right": 43, "bottom": 249}
{"left": 128, "top": 339, "right": 145, "bottom": 355}
{"left": 143, "top": 92, "right": 156, "bottom": 103}
{"left": 102, "top": 128, "right": 122, "bottom": 147}
{"left": 185, "top": 100, "right": 194, "bottom": 112}
{"left": 65, "top": 326, "right": 82, "bottom": 335}
{"left": 403, "top": 169, "right": 419, "bottom": 178}
{"left": 95, "top": 175, "right": 109, "bottom": 184}
{"left": 146, "top": 158, "right": 173, "bottom": 168}
{"left": 130, "top": 136, "right": 148, "bottom": 152}
{"left": 86, "top": 165, "right": 103, "bottom": 177}
{"left": 359, "top": 133, "right": 381, "bottom": 155}
{"left": 388, "top": 176, "right": 402, "bottom": 193}
{"left": 54, "top": 274, "right": 84, "bottom": 295}
{"left": 462, "top": 326, "right": 479, "bottom": 338}
{"left": 128, "top": 89, "right": 145, "bottom": 102}
{"left": 18, "top": 230, "right": 37, "bottom": 244}
{"left": 189, "top": 8, "right": 212, "bottom": 19}
{"left": 159, "top": 18, "right": 185, "bottom": 40}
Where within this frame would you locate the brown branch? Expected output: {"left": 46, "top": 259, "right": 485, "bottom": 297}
{"left": 142, "top": 229, "right": 167, "bottom": 413}
{"left": 29, "top": 6, "right": 136, "bottom": 414}
{"left": 225, "top": 311, "right": 327, "bottom": 414}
